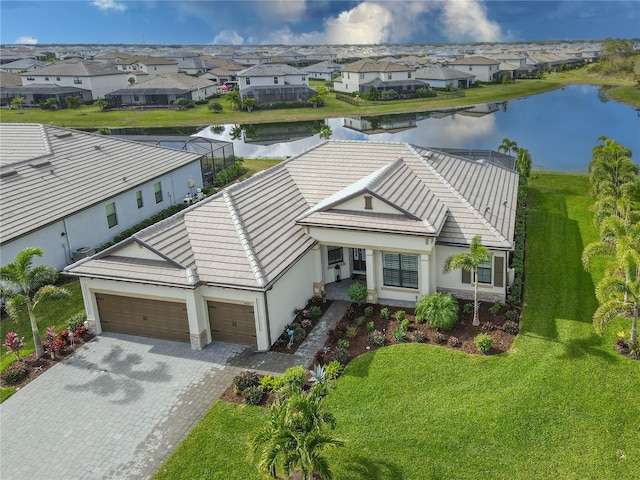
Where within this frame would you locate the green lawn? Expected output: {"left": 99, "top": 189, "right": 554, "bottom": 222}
{"left": 152, "top": 172, "right": 639, "bottom": 480}
{"left": 2, "top": 68, "right": 636, "bottom": 129}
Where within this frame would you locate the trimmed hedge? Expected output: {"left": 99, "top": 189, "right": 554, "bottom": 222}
{"left": 510, "top": 177, "right": 527, "bottom": 305}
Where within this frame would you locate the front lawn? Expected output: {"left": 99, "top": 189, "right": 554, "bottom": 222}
{"left": 152, "top": 171, "right": 639, "bottom": 480}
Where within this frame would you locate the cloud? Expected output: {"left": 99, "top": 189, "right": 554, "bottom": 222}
{"left": 257, "top": 0, "right": 308, "bottom": 23}
{"left": 91, "top": 0, "right": 127, "bottom": 12}
{"left": 440, "top": 0, "right": 504, "bottom": 42}
{"left": 211, "top": 29, "right": 244, "bottom": 45}
{"left": 15, "top": 36, "right": 38, "bottom": 45}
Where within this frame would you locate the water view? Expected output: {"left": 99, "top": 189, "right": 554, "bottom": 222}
{"left": 198, "top": 85, "right": 639, "bottom": 172}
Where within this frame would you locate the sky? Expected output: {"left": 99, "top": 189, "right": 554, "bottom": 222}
{"left": 1, "top": 1, "right": 638, "bottom": 46}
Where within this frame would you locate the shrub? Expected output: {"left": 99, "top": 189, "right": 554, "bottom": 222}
{"left": 314, "top": 349, "right": 326, "bottom": 364}
{"left": 308, "top": 364, "right": 327, "bottom": 385}
{"left": 367, "top": 330, "right": 386, "bottom": 346}
{"left": 300, "top": 319, "right": 312, "bottom": 329}
{"left": 629, "top": 341, "right": 640, "bottom": 358}
{"left": 233, "top": 370, "right": 260, "bottom": 393}
{"left": 334, "top": 320, "right": 347, "bottom": 334}
{"left": 366, "top": 321, "right": 375, "bottom": 333}
{"left": 278, "top": 366, "right": 307, "bottom": 393}
{"left": 462, "top": 302, "right": 474, "bottom": 315}
{"left": 400, "top": 319, "right": 410, "bottom": 331}
{"left": 67, "top": 312, "right": 87, "bottom": 332}
{"left": 242, "top": 386, "right": 265, "bottom": 405}
{"left": 305, "top": 305, "right": 322, "bottom": 320}
{"left": 364, "top": 306, "right": 374, "bottom": 317}
{"left": 415, "top": 314, "right": 427, "bottom": 324}
{"left": 489, "top": 301, "right": 503, "bottom": 316}
{"left": 345, "top": 326, "right": 358, "bottom": 339}
{"left": 355, "top": 316, "right": 366, "bottom": 327}
{"left": 1, "top": 363, "right": 29, "bottom": 385}
{"left": 481, "top": 321, "right": 496, "bottom": 332}
{"left": 416, "top": 292, "right": 459, "bottom": 330}
{"left": 503, "top": 320, "right": 520, "bottom": 335}
{"left": 333, "top": 347, "right": 350, "bottom": 365}
{"left": 259, "top": 375, "right": 276, "bottom": 392}
{"left": 504, "top": 310, "right": 520, "bottom": 322}
{"left": 208, "top": 101, "right": 223, "bottom": 113}
{"left": 395, "top": 310, "right": 406, "bottom": 322}
{"left": 324, "top": 360, "right": 343, "bottom": 380}
{"left": 343, "top": 305, "right": 356, "bottom": 321}
{"left": 327, "top": 329, "right": 337, "bottom": 342}
{"left": 434, "top": 332, "right": 447, "bottom": 344}
{"left": 348, "top": 282, "right": 368, "bottom": 303}
{"left": 412, "top": 332, "right": 427, "bottom": 343}
{"left": 292, "top": 326, "right": 307, "bottom": 343}
{"left": 474, "top": 333, "right": 494, "bottom": 353}
{"left": 4, "top": 332, "right": 24, "bottom": 361}
{"left": 380, "top": 307, "right": 390, "bottom": 320}
{"left": 56, "top": 329, "right": 72, "bottom": 347}
{"left": 448, "top": 336, "right": 462, "bottom": 347}
{"left": 337, "top": 339, "right": 350, "bottom": 349}
{"left": 392, "top": 327, "right": 406, "bottom": 342}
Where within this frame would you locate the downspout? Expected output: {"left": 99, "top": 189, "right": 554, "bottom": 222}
{"left": 262, "top": 290, "right": 272, "bottom": 348}
{"left": 62, "top": 218, "right": 72, "bottom": 264}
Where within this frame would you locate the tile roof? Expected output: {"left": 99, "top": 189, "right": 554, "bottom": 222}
{"left": 449, "top": 56, "right": 500, "bottom": 66}
{"left": 66, "top": 141, "right": 518, "bottom": 289}
{"left": 341, "top": 59, "right": 413, "bottom": 73}
{"left": 414, "top": 65, "right": 475, "bottom": 80}
{"left": 237, "top": 63, "right": 305, "bottom": 77}
{"left": 0, "top": 123, "right": 203, "bottom": 244}
{"left": 19, "top": 58, "right": 124, "bottom": 77}
{"left": 127, "top": 72, "right": 215, "bottom": 90}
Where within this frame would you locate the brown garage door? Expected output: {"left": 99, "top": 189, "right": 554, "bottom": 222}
{"left": 96, "top": 294, "right": 190, "bottom": 343}
{"left": 208, "top": 301, "right": 256, "bottom": 346}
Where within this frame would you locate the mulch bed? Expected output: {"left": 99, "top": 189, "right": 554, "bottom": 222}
{"left": 1, "top": 334, "right": 95, "bottom": 391}
{"left": 269, "top": 298, "right": 333, "bottom": 354}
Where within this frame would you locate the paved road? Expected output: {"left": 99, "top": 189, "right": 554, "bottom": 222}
{"left": 0, "top": 301, "right": 347, "bottom": 479}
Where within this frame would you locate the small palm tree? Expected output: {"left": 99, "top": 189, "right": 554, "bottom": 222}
{"left": 415, "top": 292, "right": 459, "bottom": 330}
{"left": 11, "top": 96, "right": 25, "bottom": 113}
{"left": 516, "top": 148, "right": 532, "bottom": 179}
{"left": 443, "top": 235, "right": 491, "bottom": 326}
{"left": 588, "top": 136, "right": 638, "bottom": 199}
{"left": 0, "top": 248, "right": 70, "bottom": 358}
{"left": 250, "top": 385, "right": 343, "bottom": 480}
{"left": 94, "top": 97, "right": 108, "bottom": 112}
{"left": 498, "top": 138, "right": 519, "bottom": 156}
{"left": 242, "top": 98, "right": 256, "bottom": 112}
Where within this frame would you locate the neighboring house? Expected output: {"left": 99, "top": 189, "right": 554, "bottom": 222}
{"left": 0, "top": 123, "right": 207, "bottom": 271}
{"left": 233, "top": 52, "right": 271, "bottom": 66}
{"left": 300, "top": 61, "right": 342, "bottom": 81}
{"left": 0, "top": 59, "right": 50, "bottom": 73}
{"left": 448, "top": 56, "right": 500, "bottom": 83}
{"left": 199, "top": 57, "right": 246, "bottom": 84}
{"left": 414, "top": 65, "right": 476, "bottom": 88}
{"left": 177, "top": 57, "right": 210, "bottom": 75}
{"left": 113, "top": 55, "right": 178, "bottom": 79}
{"left": 237, "top": 63, "right": 317, "bottom": 104}
{"left": 0, "top": 71, "right": 23, "bottom": 106}
{"left": 65, "top": 140, "right": 518, "bottom": 351}
{"left": 19, "top": 58, "right": 130, "bottom": 101}
{"left": 105, "top": 73, "right": 216, "bottom": 107}
{"left": 333, "top": 59, "right": 423, "bottom": 94}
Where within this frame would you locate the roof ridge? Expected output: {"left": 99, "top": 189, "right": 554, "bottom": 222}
{"left": 367, "top": 157, "right": 404, "bottom": 190}
{"left": 223, "top": 190, "right": 266, "bottom": 287}
{"left": 409, "top": 145, "right": 510, "bottom": 247}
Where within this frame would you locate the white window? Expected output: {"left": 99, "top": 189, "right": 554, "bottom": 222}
{"left": 136, "top": 190, "right": 143, "bottom": 209}
{"left": 274, "top": 76, "right": 279, "bottom": 84}
{"left": 245, "top": 77, "right": 251, "bottom": 85}
{"left": 327, "top": 246, "right": 343, "bottom": 265}
{"left": 154, "top": 181, "right": 163, "bottom": 203}
{"left": 105, "top": 202, "right": 118, "bottom": 228}
{"left": 383, "top": 253, "right": 418, "bottom": 289}
{"left": 477, "top": 260, "right": 492, "bottom": 284}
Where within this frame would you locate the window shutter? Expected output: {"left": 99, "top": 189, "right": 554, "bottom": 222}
{"left": 461, "top": 269, "right": 471, "bottom": 284}
{"left": 494, "top": 257, "right": 504, "bottom": 287}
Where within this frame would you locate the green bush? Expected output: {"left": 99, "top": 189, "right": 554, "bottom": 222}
{"left": 232, "top": 370, "right": 260, "bottom": 393}
{"left": 0, "top": 363, "right": 29, "bottom": 385}
{"left": 392, "top": 327, "right": 406, "bottom": 342}
{"left": 208, "top": 101, "right": 223, "bottom": 113}
{"left": 366, "top": 321, "right": 375, "bottom": 333}
{"left": 259, "top": 375, "right": 276, "bottom": 392}
{"left": 474, "top": 333, "right": 494, "bottom": 353}
{"left": 504, "top": 310, "right": 520, "bottom": 322}
{"left": 337, "top": 339, "right": 350, "bottom": 349}
{"left": 367, "top": 330, "right": 385, "bottom": 346}
{"left": 415, "top": 292, "right": 459, "bottom": 330}
{"left": 213, "top": 159, "right": 245, "bottom": 187}
{"left": 324, "top": 360, "right": 343, "bottom": 380}
{"left": 489, "top": 301, "right": 502, "bottom": 316}
{"left": 348, "top": 282, "right": 368, "bottom": 303}
{"left": 332, "top": 347, "right": 350, "bottom": 365}
{"left": 305, "top": 305, "right": 322, "bottom": 320}
{"left": 462, "top": 302, "right": 474, "bottom": 315}
{"left": 503, "top": 320, "right": 519, "bottom": 335}
{"left": 67, "top": 312, "right": 87, "bottom": 332}
{"left": 395, "top": 310, "right": 406, "bottom": 322}
{"left": 346, "top": 326, "right": 358, "bottom": 339}
{"left": 400, "top": 319, "right": 410, "bottom": 331}
{"left": 380, "top": 307, "right": 390, "bottom": 320}
{"left": 278, "top": 366, "right": 307, "bottom": 392}
{"left": 412, "top": 332, "right": 427, "bottom": 343}
{"left": 242, "top": 386, "right": 264, "bottom": 405}
{"left": 364, "top": 306, "right": 374, "bottom": 317}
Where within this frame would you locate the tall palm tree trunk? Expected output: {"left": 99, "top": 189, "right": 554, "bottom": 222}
{"left": 473, "top": 273, "right": 480, "bottom": 326}
{"left": 631, "top": 303, "right": 638, "bottom": 344}
{"left": 27, "top": 303, "right": 44, "bottom": 358}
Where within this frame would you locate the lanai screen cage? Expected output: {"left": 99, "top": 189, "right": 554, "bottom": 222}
{"left": 113, "top": 135, "right": 235, "bottom": 186}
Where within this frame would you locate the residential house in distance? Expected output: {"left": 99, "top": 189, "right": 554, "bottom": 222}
{"left": 237, "top": 63, "right": 317, "bottom": 104}
{"left": 448, "top": 56, "right": 500, "bottom": 83}
{"left": 0, "top": 59, "right": 50, "bottom": 73}
{"left": 199, "top": 57, "right": 246, "bottom": 85}
{"left": 18, "top": 58, "right": 130, "bottom": 103}
{"left": 414, "top": 65, "right": 476, "bottom": 88}
{"left": 333, "top": 59, "right": 424, "bottom": 95}
{"left": 0, "top": 123, "right": 207, "bottom": 271}
{"left": 300, "top": 60, "right": 342, "bottom": 81}
{"left": 66, "top": 140, "right": 518, "bottom": 351}
{"left": 113, "top": 55, "right": 178, "bottom": 81}
{"left": 105, "top": 72, "right": 216, "bottom": 107}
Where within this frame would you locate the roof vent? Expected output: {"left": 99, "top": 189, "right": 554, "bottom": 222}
{"left": 29, "top": 159, "right": 52, "bottom": 168}
{"left": 54, "top": 132, "right": 73, "bottom": 139}
{"left": 0, "top": 169, "right": 18, "bottom": 179}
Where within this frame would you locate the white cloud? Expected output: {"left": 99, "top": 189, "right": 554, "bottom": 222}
{"left": 91, "top": 0, "right": 127, "bottom": 12}
{"left": 258, "top": 0, "right": 308, "bottom": 23}
{"left": 15, "top": 36, "right": 38, "bottom": 45}
{"left": 211, "top": 29, "right": 244, "bottom": 46}
{"left": 440, "top": 0, "right": 504, "bottom": 42}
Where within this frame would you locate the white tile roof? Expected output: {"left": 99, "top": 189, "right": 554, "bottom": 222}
{"left": 0, "top": 123, "right": 203, "bottom": 244}
{"left": 66, "top": 141, "right": 519, "bottom": 289}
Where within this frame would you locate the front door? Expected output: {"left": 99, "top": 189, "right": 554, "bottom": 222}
{"left": 352, "top": 248, "right": 367, "bottom": 273}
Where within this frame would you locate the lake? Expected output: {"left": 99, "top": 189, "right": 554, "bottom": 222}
{"left": 198, "top": 85, "right": 640, "bottom": 172}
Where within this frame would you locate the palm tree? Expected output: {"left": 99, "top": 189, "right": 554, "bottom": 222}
{"left": 443, "top": 235, "right": 491, "bottom": 326}
{"left": 588, "top": 136, "right": 638, "bottom": 199}
{"left": 226, "top": 90, "right": 241, "bottom": 111}
{"left": 94, "top": 97, "right": 108, "bottom": 112}
{"left": 515, "top": 147, "right": 532, "bottom": 179}
{"left": 250, "top": 385, "right": 343, "bottom": 480}
{"left": 11, "top": 96, "right": 25, "bottom": 113}
{"left": 242, "top": 98, "right": 256, "bottom": 113}
{"left": 498, "top": 138, "right": 518, "bottom": 156}
{"left": 0, "top": 248, "right": 70, "bottom": 358}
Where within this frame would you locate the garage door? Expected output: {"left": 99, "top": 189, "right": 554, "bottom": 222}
{"left": 96, "top": 294, "right": 190, "bottom": 343}
{"left": 208, "top": 301, "right": 257, "bottom": 346}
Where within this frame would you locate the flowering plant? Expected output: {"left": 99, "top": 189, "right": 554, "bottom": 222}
{"left": 4, "top": 331, "right": 24, "bottom": 361}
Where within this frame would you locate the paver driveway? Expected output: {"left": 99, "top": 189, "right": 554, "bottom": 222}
{"left": 0, "top": 334, "right": 254, "bottom": 480}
